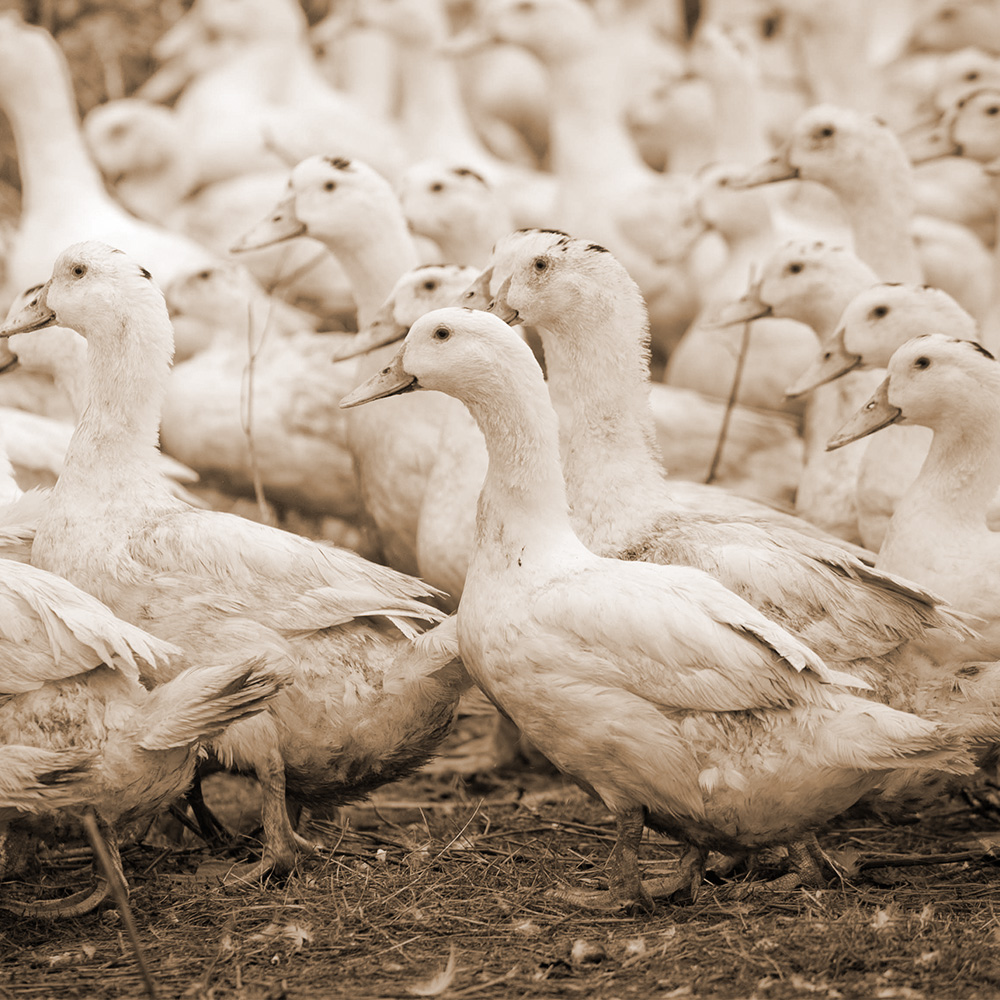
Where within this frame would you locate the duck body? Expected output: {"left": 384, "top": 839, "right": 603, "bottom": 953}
{"left": 342, "top": 306, "right": 970, "bottom": 906}
{"left": 1, "top": 242, "right": 466, "bottom": 873}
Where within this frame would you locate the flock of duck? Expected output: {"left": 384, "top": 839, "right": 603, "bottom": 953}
{"left": 4, "top": 0, "right": 1000, "bottom": 920}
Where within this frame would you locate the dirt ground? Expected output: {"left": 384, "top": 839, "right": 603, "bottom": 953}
{"left": 4, "top": 738, "right": 1000, "bottom": 1000}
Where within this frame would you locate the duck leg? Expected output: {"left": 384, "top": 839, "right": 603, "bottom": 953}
{"left": 547, "top": 807, "right": 655, "bottom": 913}
{"left": 223, "top": 748, "right": 321, "bottom": 883}
{"left": 642, "top": 845, "right": 708, "bottom": 903}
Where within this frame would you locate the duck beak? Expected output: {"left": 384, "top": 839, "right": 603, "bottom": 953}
{"left": 0, "top": 340, "right": 19, "bottom": 374}
{"left": 902, "top": 122, "right": 960, "bottom": 164}
{"left": 340, "top": 348, "right": 418, "bottom": 408}
{"left": 826, "top": 377, "right": 901, "bottom": 450}
{"left": 457, "top": 267, "right": 493, "bottom": 310}
{"left": 785, "top": 329, "right": 862, "bottom": 398}
{"left": 729, "top": 145, "right": 798, "bottom": 189}
{"left": 984, "top": 157, "right": 1000, "bottom": 176}
{"left": 705, "top": 286, "right": 771, "bottom": 327}
{"left": 486, "top": 275, "right": 519, "bottom": 325}
{"left": 230, "top": 196, "right": 306, "bottom": 253}
{"left": 0, "top": 282, "right": 56, "bottom": 337}
{"left": 331, "top": 299, "right": 407, "bottom": 362}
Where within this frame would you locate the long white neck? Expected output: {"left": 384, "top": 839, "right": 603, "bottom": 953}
{"left": 545, "top": 44, "right": 649, "bottom": 190}
{"left": 465, "top": 356, "right": 579, "bottom": 565}
{"left": 831, "top": 162, "right": 922, "bottom": 283}
{"left": 2, "top": 36, "right": 112, "bottom": 219}
{"left": 396, "top": 37, "right": 486, "bottom": 165}
{"left": 51, "top": 292, "right": 174, "bottom": 505}
{"left": 325, "top": 216, "right": 419, "bottom": 331}
{"left": 892, "top": 407, "right": 1000, "bottom": 532}
{"left": 537, "top": 286, "right": 668, "bottom": 548}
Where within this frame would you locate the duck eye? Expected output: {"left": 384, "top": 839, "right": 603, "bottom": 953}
{"left": 71, "top": 264, "right": 86, "bottom": 278}
{"left": 533, "top": 257, "right": 548, "bottom": 272}
{"left": 988, "top": 106, "right": 1000, "bottom": 116}
{"left": 433, "top": 327, "right": 450, "bottom": 341}
{"left": 423, "top": 280, "right": 437, "bottom": 291}
{"left": 430, "top": 182, "right": 444, "bottom": 193}
{"left": 817, "top": 125, "right": 835, "bottom": 139}
{"left": 324, "top": 180, "right": 336, "bottom": 192}
{"left": 914, "top": 356, "right": 931, "bottom": 370}
{"left": 196, "top": 270, "right": 211, "bottom": 280}
{"left": 869, "top": 305, "right": 889, "bottom": 320}
{"left": 786, "top": 262, "right": 804, "bottom": 275}
{"left": 966, "top": 71, "right": 980, "bottom": 81}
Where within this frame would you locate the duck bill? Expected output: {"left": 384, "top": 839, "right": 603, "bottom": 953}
{"left": 456, "top": 266, "right": 493, "bottom": 310}
{"left": 705, "top": 290, "right": 771, "bottom": 327}
{"left": 902, "top": 123, "right": 960, "bottom": 164}
{"left": 785, "top": 331, "right": 862, "bottom": 398}
{"left": 486, "top": 275, "right": 519, "bottom": 325}
{"left": 332, "top": 305, "right": 408, "bottom": 362}
{"left": 0, "top": 283, "right": 56, "bottom": 337}
{"left": 340, "top": 349, "right": 418, "bottom": 408}
{"left": 826, "top": 378, "right": 901, "bottom": 450}
{"left": 230, "top": 197, "right": 306, "bottom": 253}
{"left": 983, "top": 157, "right": 1000, "bottom": 176}
{"left": 0, "top": 340, "right": 18, "bottom": 374}
{"left": 729, "top": 147, "right": 798, "bottom": 189}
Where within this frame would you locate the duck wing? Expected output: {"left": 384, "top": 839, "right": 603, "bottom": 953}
{"left": 0, "top": 560, "right": 182, "bottom": 693}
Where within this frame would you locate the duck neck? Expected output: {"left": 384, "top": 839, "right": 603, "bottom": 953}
{"left": 834, "top": 160, "right": 921, "bottom": 283}
{"left": 52, "top": 295, "right": 173, "bottom": 503}
{"left": 536, "top": 288, "right": 666, "bottom": 537}
{"left": 396, "top": 34, "right": 484, "bottom": 163}
{"left": 545, "top": 43, "right": 648, "bottom": 189}
{"left": 2, "top": 36, "right": 110, "bottom": 219}
{"left": 326, "top": 216, "right": 419, "bottom": 330}
{"left": 899, "top": 411, "right": 1000, "bottom": 529}
{"left": 978, "top": 174, "right": 1000, "bottom": 356}
{"left": 467, "top": 361, "right": 577, "bottom": 561}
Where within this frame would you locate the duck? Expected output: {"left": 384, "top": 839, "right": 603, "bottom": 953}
{"left": 396, "top": 161, "right": 515, "bottom": 268}
{"left": 0, "top": 14, "right": 219, "bottom": 309}
{"left": 0, "top": 241, "right": 467, "bottom": 878}
{"left": 139, "top": 0, "right": 404, "bottom": 187}
{"left": 3, "top": 307, "right": 205, "bottom": 509}
{"left": 828, "top": 333, "right": 1000, "bottom": 661}
{"left": 712, "top": 241, "right": 883, "bottom": 543}
{"left": 81, "top": 98, "right": 358, "bottom": 322}
{"left": 791, "top": 281, "right": 1000, "bottom": 545}
{"left": 0, "top": 554, "right": 285, "bottom": 916}
{"left": 482, "top": 230, "right": 967, "bottom": 689}
{"left": 232, "top": 155, "right": 474, "bottom": 576}
{"left": 735, "top": 103, "right": 993, "bottom": 325}
{"left": 340, "top": 305, "right": 972, "bottom": 912}
{"left": 157, "top": 263, "right": 362, "bottom": 521}
{"left": 0, "top": 424, "right": 45, "bottom": 563}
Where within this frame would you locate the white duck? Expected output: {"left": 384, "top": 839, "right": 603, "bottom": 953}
{"left": 736, "top": 103, "right": 992, "bottom": 324}
{"left": 713, "top": 241, "right": 883, "bottom": 543}
{"left": 791, "top": 281, "right": 1000, "bottom": 545}
{"left": 829, "top": 333, "right": 1000, "bottom": 660}
{"left": 140, "top": 0, "right": 404, "bottom": 187}
{"left": 0, "top": 554, "right": 285, "bottom": 916}
{"left": 232, "top": 155, "right": 475, "bottom": 576}
{"left": 484, "top": 229, "right": 967, "bottom": 689}
{"left": 396, "top": 161, "right": 515, "bottom": 268}
{"left": 158, "top": 263, "right": 362, "bottom": 521}
{"left": 341, "top": 305, "right": 971, "bottom": 912}
{"left": 0, "top": 242, "right": 467, "bottom": 878}
{"left": 0, "top": 14, "right": 218, "bottom": 308}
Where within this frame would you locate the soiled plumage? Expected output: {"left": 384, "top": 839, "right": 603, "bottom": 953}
{"left": 0, "top": 242, "right": 467, "bottom": 877}
{"left": 341, "top": 305, "right": 972, "bottom": 911}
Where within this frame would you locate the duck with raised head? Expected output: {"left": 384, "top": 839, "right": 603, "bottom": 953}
{"left": 788, "top": 281, "right": 1000, "bottom": 548}
{"left": 712, "top": 240, "right": 882, "bottom": 543}
{"left": 341, "top": 305, "right": 972, "bottom": 913}
{"left": 0, "top": 242, "right": 467, "bottom": 879}
{"left": 482, "top": 230, "right": 968, "bottom": 694}
{"left": 830, "top": 332, "right": 1000, "bottom": 660}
